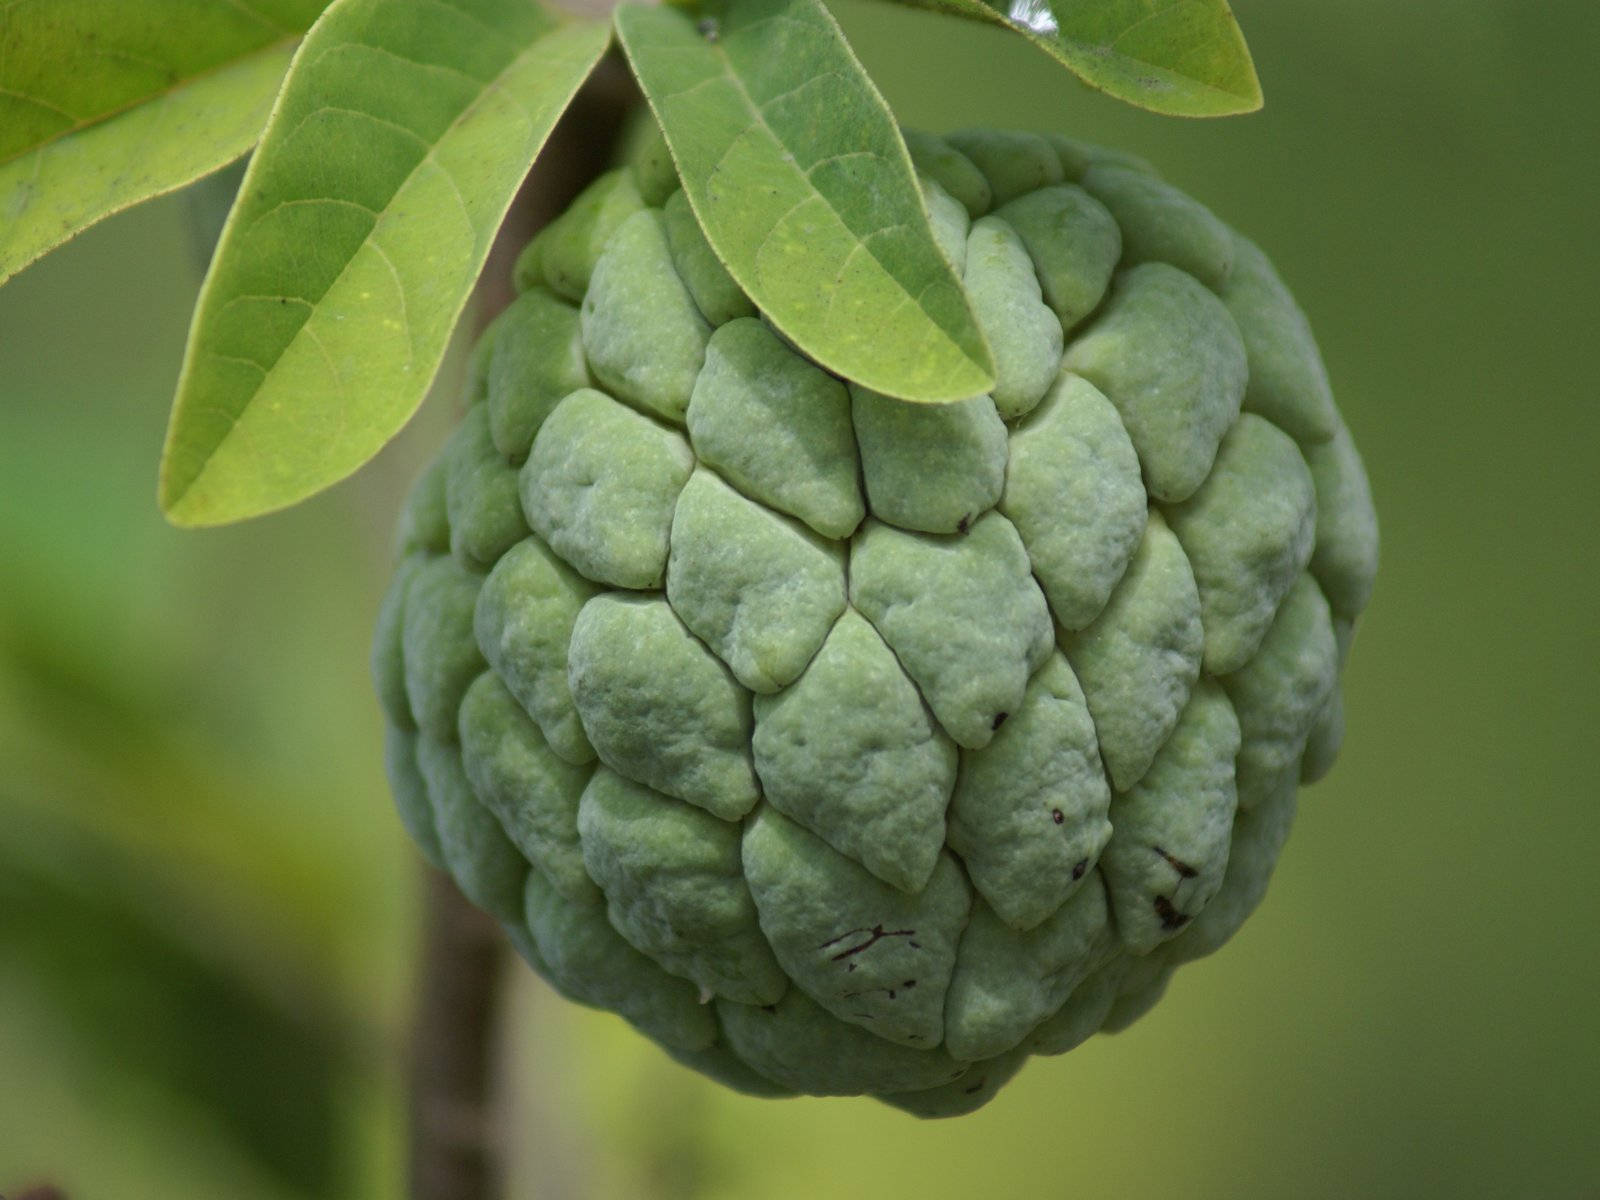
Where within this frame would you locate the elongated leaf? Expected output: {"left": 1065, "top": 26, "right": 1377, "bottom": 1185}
{"left": 0, "top": 1, "right": 330, "bottom": 285}
{"left": 888, "top": 0, "right": 1261, "bottom": 117}
{"left": 616, "top": 0, "right": 995, "bottom": 403}
{"left": 159, "top": 0, "right": 611, "bottom": 526}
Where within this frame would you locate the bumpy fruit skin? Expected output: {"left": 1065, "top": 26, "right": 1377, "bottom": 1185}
{"left": 372, "top": 127, "right": 1378, "bottom": 1116}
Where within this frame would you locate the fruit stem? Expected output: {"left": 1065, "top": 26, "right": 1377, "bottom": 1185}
{"left": 410, "top": 869, "right": 507, "bottom": 1200}
{"left": 408, "top": 53, "right": 639, "bottom": 1200}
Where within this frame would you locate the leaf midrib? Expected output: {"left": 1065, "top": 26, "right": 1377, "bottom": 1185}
{"left": 166, "top": 22, "right": 567, "bottom": 507}
{"left": 0, "top": 33, "right": 302, "bottom": 171}
{"left": 692, "top": 9, "right": 976, "bottom": 366}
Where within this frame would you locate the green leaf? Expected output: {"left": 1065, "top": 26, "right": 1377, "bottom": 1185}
{"left": 615, "top": 0, "right": 995, "bottom": 403}
{"left": 158, "top": 0, "right": 611, "bottom": 527}
{"left": 886, "top": 0, "right": 1262, "bottom": 117}
{"left": 0, "top": 1, "right": 330, "bottom": 285}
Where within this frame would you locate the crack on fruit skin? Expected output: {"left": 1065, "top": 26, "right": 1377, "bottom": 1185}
{"left": 991, "top": 710, "right": 1009, "bottom": 730}
{"left": 1152, "top": 844, "right": 1200, "bottom": 878}
{"left": 820, "top": 924, "right": 919, "bottom": 961}
{"left": 842, "top": 978, "right": 919, "bottom": 1002}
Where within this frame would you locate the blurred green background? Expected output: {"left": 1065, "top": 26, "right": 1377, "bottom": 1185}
{"left": 3, "top": 1, "right": 1597, "bottom": 1196}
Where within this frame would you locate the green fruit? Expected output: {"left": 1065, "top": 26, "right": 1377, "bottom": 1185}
{"left": 372, "top": 127, "right": 1378, "bottom": 1117}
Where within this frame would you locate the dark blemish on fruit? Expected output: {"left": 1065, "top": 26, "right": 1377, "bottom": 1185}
{"left": 845, "top": 979, "right": 914, "bottom": 1001}
{"left": 963, "top": 1078, "right": 986, "bottom": 1094}
{"left": 908, "top": 940, "right": 921, "bottom": 950}
{"left": 957, "top": 514, "right": 971, "bottom": 534}
{"left": 1152, "top": 845, "right": 1199, "bottom": 879}
{"left": 1153, "top": 895, "right": 1190, "bottom": 930}
{"left": 697, "top": 17, "right": 719, "bottom": 41}
{"left": 1051, "top": 808, "right": 1065, "bottom": 824}
{"left": 760, "top": 1004, "right": 777, "bottom": 1014}
{"left": 992, "top": 711, "right": 1009, "bottom": 730}
{"left": 820, "top": 924, "right": 918, "bottom": 961}
{"left": 1071, "top": 858, "right": 1087, "bottom": 880}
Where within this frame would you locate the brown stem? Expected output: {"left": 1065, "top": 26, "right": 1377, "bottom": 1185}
{"left": 407, "top": 54, "right": 639, "bottom": 1200}
{"left": 409, "top": 869, "right": 508, "bottom": 1200}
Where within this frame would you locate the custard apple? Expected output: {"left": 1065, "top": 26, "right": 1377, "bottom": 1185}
{"left": 371, "top": 126, "right": 1377, "bottom": 1117}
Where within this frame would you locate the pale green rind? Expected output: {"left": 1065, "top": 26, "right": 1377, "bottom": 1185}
{"left": 1165, "top": 779, "right": 1296, "bottom": 967}
{"left": 458, "top": 672, "right": 599, "bottom": 905}
{"left": 666, "top": 469, "right": 847, "bottom": 694}
{"left": 901, "top": 131, "right": 991, "bottom": 218}
{"left": 371, "top": 551, "right": 426, "bottom": 729}
{"left": 444, "top": 405, "right": 529, "bottom": 570}
{"left": 580, "top": 207, "right": 711, "bottom": 424}
{"left": 685, "top": 317, "right": 864, "bottom": 540}
{"left": 614, "top": 0, "right": 996, "bottom": 403}
{"left": 877, "top": 0, "right": 1262, "bottom": 118}
{"left": 851, "top": 388, "right": 1009, "bottom": 536}
{"left": 0, "top": 1, "right": 323, "bottom": 284}
{"left": 850, "top": 514, "right": 1054, "bottom": 750}
{"left": 876, "top": 1044, "right": 1031, "bottom": 1118}
{"left": 922, "top": 178, "right": 972, "bottom": 274}
{"left": 400, "top": 555, "right": 486, "bottom": 744}
{"left": 159, "top": 5, "right": 611, "bottom": 524}
{"left": 943, "top": 877, "right": 1111, "bottom": 1061}
{"left": 1299, "top": 687, "right": 1345, "bottom": 784}
{"left": 717, "top": 989, "right": 969, "bottom": 1096}
{"left": 947, "top": 653, "right": 1113, "bottom": 931}
{"left": 520, "top": 388, "right": 694, "bottom": 590}
{"left": 1166, "top": 413, "right": 1318, "bottom": 674}
{"left": 474, "top": 535, "right": 599, "bottom": 765}
{"left": 485, "top": 287, "right": 591, "bottom": 461}
{"left": 945, "top": 130, "right": 1065, "bottom": 207}
{"left": 531, "top": 168, "right": 645, "bottom": 300}
{"left": 620, "top": 111, "right": 679, "bottom": 207}
{"left": 1099, "top": 955, "right": 1174, "bottom": 1034}
{"left": 383, "top": 724, "right": 443, "bottom": 868}
{"left": 1044, "top": 134, "right": 1157, "bottom": 182}
{"left": 1220, "top": 575, "right": 1338, "bottom": 810}
{"left": 1305, "top": 423, "right": 1381, "bottom": 620}
{"left": 662, "top": 187, "right": 757, "bottom": 326}
{"left": 1099, "top": 680, "right": 1240, "bottom": 955}
{"left": 1062, "top": 261, "right": 1247, "bottom": 504}
{"left": 995, "top": 185, "right": 1121, "bottom": 332}
{"left": 1064, "top": 512, "right": 1203, "bottom": 792}
{"left": 416, "top": 734, "right": 529, "bottom": 924}
{"left": 1220, "top": 234, "right": 1340, "bottom": 444}
{"left": 1025, "top": 960, "right": 1125, "bottom": 1056}
{"left": 1080, "top": 163, "right": 1235, "bottom": 291}
{"left": 523, "top": 867, "right": 718, "bottom": 1052}
{"left": 751, "top": 609, "right": 957, "bottom": 894}
{"left": 962, "top": 215, "right": 1063, "bottom": 420}
{"left": 743, "top": 807, "right": 971, "bottom": 1049}
{"left": 1000, "top": 372, "right": 1147, "bottom": 631}
{"left": 577, "top": 766, "right": 787, "bottom": 1005}
{"left": 567, "top": 594, "right": 759, "bottom": 821}
{"left": 396, "top": 453, "right": 450, "bottom": 556}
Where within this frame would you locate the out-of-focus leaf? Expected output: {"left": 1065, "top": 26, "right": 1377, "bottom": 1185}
{"left": 885, "top": 0, "right": 1262, "bottom": 117}
{"left": 0, "top": 843, "right": 351, "bottom": 1196}
{"left": 615, "top": 0, "right": 995, "bottom": 403}
{"left": 158, "top": 0, "right": 611, "bottom": 527}
{"left": 0, "top": 0, "right": 331, "bottom": 284}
